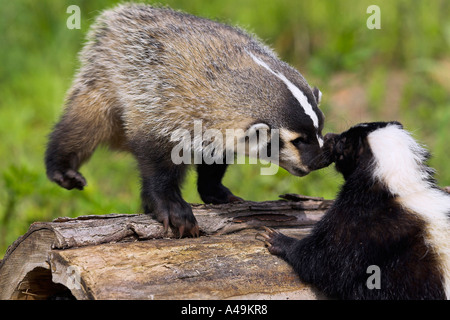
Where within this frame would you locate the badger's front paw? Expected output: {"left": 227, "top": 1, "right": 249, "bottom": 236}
{"left": 150, "top": 198, "right": 199, "bottom": 238}
{"left": 257, "top": 227, "right": 296, "bottom": 257}
{"left": 48, "top": 168, "right": 87, "bottom": 190}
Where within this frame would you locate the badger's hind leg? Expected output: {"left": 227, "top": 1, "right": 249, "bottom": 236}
{"left": 197, "top": 163, "right": 243, "bottom": 204}
{"left": 45, "top": 84, "right": 125, "bottom": 190}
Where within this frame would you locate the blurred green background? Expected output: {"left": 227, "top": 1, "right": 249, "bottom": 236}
{"left": 0, "top": 0, "right": 449, "bottom": 257}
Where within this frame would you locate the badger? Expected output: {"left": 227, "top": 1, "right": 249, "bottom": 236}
{"left": 260, "top": 122, "right": 450, "bottom": 299}
{"left": 45, "top": 4, "right": 328, "bottom": 237}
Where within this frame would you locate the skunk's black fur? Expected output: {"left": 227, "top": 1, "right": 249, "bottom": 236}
{"left": 262, "top": 122, "right": 449, "bottom": 299}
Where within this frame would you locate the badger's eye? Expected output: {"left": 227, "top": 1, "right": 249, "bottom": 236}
{"left": 292, "top": 136, "right": 308, "bottom": 145}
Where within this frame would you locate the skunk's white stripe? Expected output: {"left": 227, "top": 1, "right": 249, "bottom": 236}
{"left": 246, "top": 50, "right": 319, "bottom": 129}
{"left": 368, "top": 124, "right": 450, "bottom": 299}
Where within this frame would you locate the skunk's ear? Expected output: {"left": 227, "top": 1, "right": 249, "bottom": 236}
{"left": 357, "top": 136, "right": 365, "bottom": 156}
{"left": 313, "top": 87, "right": 322, "bottom": 106}
{"left": 390, "top": 121, "right": 403, "bottom": 129}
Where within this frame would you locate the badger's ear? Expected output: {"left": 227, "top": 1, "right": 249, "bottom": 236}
{"left": 246, "top": 123, "right": 270, "bottom": 139}
{"left": 248, "top": 123, "right": 270, "bottom": 132}
{"left": 313, "top": 87, "right": 322, "bottom": 106}
{"left": 243, "top": 123, "right": 271, "bottom": 155}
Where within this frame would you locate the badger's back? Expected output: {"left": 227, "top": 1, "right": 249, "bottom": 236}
{"left": 75, "top": 4, "right": 315, "bottom": 141}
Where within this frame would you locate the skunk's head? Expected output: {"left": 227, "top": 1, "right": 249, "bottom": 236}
{"left": 323, "top": 121, "right": 404, "bottom": 180}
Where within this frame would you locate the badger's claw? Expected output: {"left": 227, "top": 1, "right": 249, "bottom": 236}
{"left": 49, "top": 169, "right": 86, "bottom": 190}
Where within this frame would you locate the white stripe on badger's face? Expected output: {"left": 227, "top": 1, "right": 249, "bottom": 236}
{"left": 245, "top": 50, "right": 319, "bottom": 130}
{"left": 317, "top": 136, "right": 324, "bottom": 148}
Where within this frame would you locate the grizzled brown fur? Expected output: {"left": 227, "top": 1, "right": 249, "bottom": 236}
{"left": 46, "top": 4, "right": 326, "bottom": 236}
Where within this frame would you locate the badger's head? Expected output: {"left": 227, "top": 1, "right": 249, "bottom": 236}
{"left": 323, "top": 121, "right": 406, "bottom": 180}
{"left": 243, "top": 50, "right": 332, "bottom": 176}
{"left": 276, "top": 87, "right": 332, "bottom": 176}
{"left": 245, "top": 86, "right": 333, "bottom": 176}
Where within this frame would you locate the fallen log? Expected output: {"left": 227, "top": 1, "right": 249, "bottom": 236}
{"left": 0, "top": 195, "right": 332, "bottom": 300}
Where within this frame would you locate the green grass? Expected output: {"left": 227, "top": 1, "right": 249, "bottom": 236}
{"left": 1, "top": 0, "right": 449, "bottom": 257}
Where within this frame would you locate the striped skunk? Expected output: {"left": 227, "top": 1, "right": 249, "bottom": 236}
{"left": 260, "top": 121, "right": 450, "bottom": 299}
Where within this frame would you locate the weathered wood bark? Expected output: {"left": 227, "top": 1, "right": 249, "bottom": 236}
{"left": 0, "top": 195, "right": 331, "bottom": 300}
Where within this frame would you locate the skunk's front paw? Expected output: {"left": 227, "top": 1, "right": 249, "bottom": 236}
{"left": 256, "top": 227, "right": 296, "bottom": 257}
